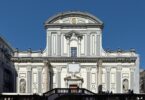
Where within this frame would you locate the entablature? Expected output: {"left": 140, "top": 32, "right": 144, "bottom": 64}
{"left": 45, "top": 24, "right": 103, "bottom": 29}
{"left": 12, "top": 57, "right": 137, "bottom": 63}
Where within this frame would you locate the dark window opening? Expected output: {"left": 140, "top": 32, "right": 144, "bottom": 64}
{"left": 71, "top": 47, "right": 77, "bottom": 57}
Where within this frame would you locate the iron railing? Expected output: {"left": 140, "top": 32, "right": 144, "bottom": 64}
{"left": 0, "top": 88, "right": 145, "bottom": 100}
{"left": 0, "top": 93, "right": 43, "bottom": 100}
{"left": 56, "top": 93, "right": 145, "bottom": 100}
{"left": 43, "top": 88, "right": 96, "bottom": 96}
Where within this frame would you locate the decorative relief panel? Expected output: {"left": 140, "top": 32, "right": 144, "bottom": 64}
{"left": 122, "top": 73, "right": 129, "bottom": 78}
{"left": 53, "top": 17, "right": 95, "bottom": 24}
{"left": 71, "top": 17, "right": 77, "bottom": 24}
{"left": 62, "top": 18, "right": 70, "bottom": 23}
{"left": 19, "top": 73, "right": 26, "bottom": 78}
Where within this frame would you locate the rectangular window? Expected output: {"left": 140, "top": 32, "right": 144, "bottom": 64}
{"left": 71, "top": 47, "right": 77, "bottom": 57}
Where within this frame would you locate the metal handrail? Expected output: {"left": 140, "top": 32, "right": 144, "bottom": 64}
{"left": 43, "top": 88, "right": 96, "bottom": 97}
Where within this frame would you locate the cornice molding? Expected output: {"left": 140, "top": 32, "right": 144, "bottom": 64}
{"left": 12, "top": 57, "right": 137, "bottom": 63}
{"left": 45, "top": 24, "right": 103, "bottom": 29}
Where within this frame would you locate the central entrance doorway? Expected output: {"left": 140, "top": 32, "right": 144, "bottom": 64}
{"left": 69, "top": 84, "right": 78, "bottom": 89}
{"left": 69, "top": 84, "right": 79, "bottom": 93}
{"left": 64, "top": 75, "right": 83, "bottom": 92}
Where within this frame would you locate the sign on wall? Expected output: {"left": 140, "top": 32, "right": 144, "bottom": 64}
{"left": 68, "top": 64, "right": 80, "bottom": 73}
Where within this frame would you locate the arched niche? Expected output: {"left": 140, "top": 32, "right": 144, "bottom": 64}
{"left": 19, "top": 79, "right": 26, "bottom": 93}
{"left": 122, "top": 79, "right": 129, "bottom": 93}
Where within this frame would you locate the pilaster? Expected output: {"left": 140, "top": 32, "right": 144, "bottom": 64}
{"left": 106, "top": 67, "right": 111, "bottom": 91}
{"left": 48, "top": 32, "right": 52, "bottom": 56}
{"left": 67, "top": 39, "right": 70, "bottom": 57}
{"left": 27, "top": 66, "right": 32, "bottom": 93}
{"left": 130, "top": 67, "right": 135, "bottom": 90}
{"left": 37, "top": 67, "right": 42, "bottom": 93}
{"left": 97, "top": 59, "right": 102, "bottom": 92}
{"left": 116, "top": 66, "right": 122, "bottom": 93}
{"left": 87, "top": 33, "right": 90, "bottom": 56}
{"left": 86, "top": 67, "right": 91, "bottom": 90}
{"left": 96, "top": 33, "right": 100, "bottom": 56}
{"left": 56, "top": 67, "right": 62, "bottom": 88}
{"left": 78, "top": 39, "right": 81, "bottom": 57}
{"left": 134, "top": 56, "right": 139, "bottom": 93}
{"left": 43, "top": 61, "right": 50, "bottom": 92}
{"left": 57, "top": 32, "right": 61, "bottom": 56}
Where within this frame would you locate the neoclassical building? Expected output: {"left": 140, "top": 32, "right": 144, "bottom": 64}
{"left": 12, "top": 11, "right": 140, "bottom": 94}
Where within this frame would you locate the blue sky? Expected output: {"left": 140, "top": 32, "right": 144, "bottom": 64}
{"left": 0, "top": 0, "right": 145, "bottom": 69}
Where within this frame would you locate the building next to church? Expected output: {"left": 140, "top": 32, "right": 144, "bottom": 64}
{"left": 140, "top": 69, "right": 145, "bottom": 93}
{"left": 0, "top": 36, "right": 17, "bottom": 92}
{"left": 12, "top": 11, "right": 140, "bottom": 94}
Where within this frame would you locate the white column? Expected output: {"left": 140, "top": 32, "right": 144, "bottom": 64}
{"left": 97, "top": 59, "right": 102, "bottom": 92}
{"left": 87, "top": 33, "right": 90, "bottom": 56}
{"left": 56, "top": 67, "right": 62, "bottom": 88}
{"left": 130, "top": 67, "right": 134, "bottom": 90}
{"left": 67, "top": 39, "right": 70, "bottom": 57}
{"left": 27, "top": 66, "right": 32, "bottom": 93}
{"left": 78, "top": 39, "right": 81, "bottom": 57}
{"left": 47, "top": 32, "right": 51, "bottom": 56}
{"left": 44, "top": 61, "right": 50, "bottom": 92}
{"left": 106, "top": 67, "right": 110, "bottom": 91}
{"left": 134, "top": 56, "right": 139, "bottom": 93}
{"left": 57, "top": 32, "right": 61, "bottom": 56}
{"left": 96, "top": 34, "right": 100, "bottom": 56}
{"left": 37, "top": 67, "right": 42, "bottom": 93}
{"left": 86, "top": 67, "right": 91, "bottom": 90}
{"left": 116, "top": 67, "right": 122, "bottom": 93}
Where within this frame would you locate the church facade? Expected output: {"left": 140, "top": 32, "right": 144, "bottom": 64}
{"left": 12, "top": 11, "right": 140, "bottom": 94}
